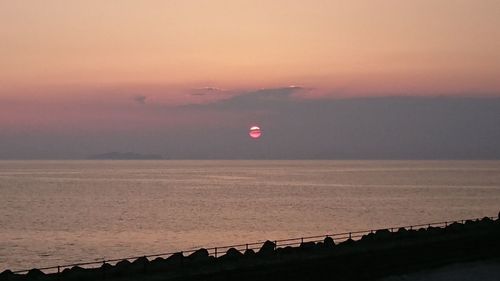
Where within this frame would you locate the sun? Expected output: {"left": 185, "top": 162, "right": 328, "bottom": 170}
{"left": 249, "top": 126, "right": 262, "bottom": 139}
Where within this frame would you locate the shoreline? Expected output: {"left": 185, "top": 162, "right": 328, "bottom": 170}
{"left": 2, "top": 215, "right": 500, "bottom": 281}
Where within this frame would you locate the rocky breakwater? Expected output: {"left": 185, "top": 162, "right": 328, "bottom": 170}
{"left": 2, "top": 215, "right": 500, "bottom": 281}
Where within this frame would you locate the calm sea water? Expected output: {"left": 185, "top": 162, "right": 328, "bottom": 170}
{"left": 1, "top": 160, "right": 500, "bottom": 270}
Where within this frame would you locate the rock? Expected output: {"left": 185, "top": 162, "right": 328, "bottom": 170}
{"left": 374, "top": 229, "right": 392, "bottom": 240}
{"left": 26, "top": 268, "right": 45, "bottom": 280}
{"left": 277, "top": 246, "right": 295, "bottom": 256}
{"left": 0, "top": 270, "right": 14, "bottom": 281}
{"left": 426, "top": 226, "right": 442, "bottom": 236}
{"left": 61, "top": 268, "right": 71, "bottom": 274}
{"left": 130, "top": 256, "right": 149, "bottom": 274}
{"left": 151, "top": 257, "right": 167, "bottom": 265}
{"left": 115, "top": 259, "right": 131, "bottom": 269}
{"left": 150, "top": 257, "right": 169, "bottom": 272}
{"left": 98, "top": 263, "right": 113, "bottom": 279}
{"left": 464, "top": 219, "right": 476, "bottom": 227}
{"left": 100, "top": 263, "right": 112, "bottom": 271}
{"left": 108, "top": 259, "right": 133, "bottom": 277}
{"left": 258, "top": 240, "right": 276, "bottom": 256}
{"left": 112, "top": 259, "right": 131, "bottom": 276}
{"left": 299, "top": 241, "right": 316, "bottom": 251}
{"left": 361, "top": 232, "right": 375, "bottom": 242}
{"left": 244, "top": 249, "right": 255, "bottom": 257}
{"left": 188, "top": 248, "right": 209, "bottom": 262}
{"left": 165, "top": 252, "right": 184, "bottom": 268}
{"left": 60, "top": 266, "right": 88, "bottom": 281}
{"left": 481, "top": 217, "right": 493, "bottom": 224}
{"left": 132, "top": 256, "right": 149, "bottom": 266}
{"left": 223, "top": 248, "right": 243, "bottom": 259}
{"left": 446, "top": 222, "right": 464, "bottom": 233}
{"left": 324, "top": 236, "right": 335, "bottom": 248}
{"left": 341, "top": 238, "right": 355, "bottom": 246}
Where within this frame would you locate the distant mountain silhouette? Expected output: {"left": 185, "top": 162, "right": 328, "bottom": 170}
{"left": 88, "top": 152, "right": 163, "bottom": 160}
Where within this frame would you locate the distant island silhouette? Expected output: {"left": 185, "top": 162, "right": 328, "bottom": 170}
{"left": 88, "top": 152, "right": 163, "bottom": 160}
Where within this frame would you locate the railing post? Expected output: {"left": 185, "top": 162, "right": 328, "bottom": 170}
{"left": 301, "top": 237, "right": 304, "bottom": 244}
{"left": 215, "top": 247, "right": 217, "bottom": 258}
{"left": 57, "top": 266, "right": 60, "bottom": 274}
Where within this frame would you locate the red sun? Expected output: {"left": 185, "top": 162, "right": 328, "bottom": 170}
{"left": 249, "top": 126, "right": 262, "bottom": 139}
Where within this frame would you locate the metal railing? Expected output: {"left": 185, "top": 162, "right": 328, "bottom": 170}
{"left": 10, "top": 216, "right": 496, "bottom": 274}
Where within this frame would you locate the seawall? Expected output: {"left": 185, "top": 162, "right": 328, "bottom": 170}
{"left": 2, "top": 216, "right": 500, "bottom": 281}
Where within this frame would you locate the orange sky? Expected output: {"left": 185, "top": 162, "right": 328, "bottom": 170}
{"left": 1, "top": 1, "right": 500, "bottom": 159}
{"left": 1, "top": 0, "right": 500, "bottom": 99}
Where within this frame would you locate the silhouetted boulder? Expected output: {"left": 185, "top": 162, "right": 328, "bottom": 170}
{"left": 132, "top": 256, "right": 149, "bottom": 266}
{"left": 361, "top": 232, "right": 375, "bottom": 243}
{"left": 244, "top": 249, "right": 255, "bottom": 257}
{"left": 324, "top": 236, "right": 335, "bottom": 248}
{"left": 221, "top": 248, "right": 243, "bottom": 260}
{"left": 63, "top": 266, "right": 88, "bottom": 281}
{"left": 26, "top": 268, "right": 44, "bottom": 280}
{"left": 111, "top": 259, "right": 131, "bottom": 276}
{"left": 165, "top": 252, "right": 184, "bottom": 268}
{"left": 374, "top": 229, "right": 391, "bottom": 240}
{"left": 481, "top": 217, "right": 493, "bottom": 225}
{"left": 276, "top": 246, "right": 296, "bottom": 256}
{"left": 99, "top": 263, "right": 113, "bottom": 279}
{"left": 115, "top": 259, "right": 131, "bottom": 269}
{"left": 465, "top": 219, "right": 476, "bottom": 227}
{"left": 446, "top": 222, "right": 464, "bottom": 233}
{"left": 188, "top": 248, "right": 209, "bottom": 262}
{"left": 150, "top": 257, "right": 169, "bottom": 272}
{"left": 394, "top": 227, "right": 409, "bottom": 239}
{"left": 426, "top": 226, "right": 442, "bottom": 236}
{"left": 130, "top": 256, "right": 149, "bottom": 274}
{"left": 299, "top": 241, "right": 316, "bottom": 251}
{"left": 151, "top": 257, "right": 166, "bottom": 263}
{"left": 340, "top": 238, "right": 355, "bottom": 246}
{"left": 100, "top": 262, "right": 112, "bottom": 271}
{"left": 0, "top": 270, "right": 14, "bottom": 281}
{"left": 258, "top": 241, "right": 276, "bottom": 256}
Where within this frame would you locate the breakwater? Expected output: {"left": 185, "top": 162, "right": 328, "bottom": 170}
{"left": 2, "top": 215, "right": 500, "bottom": 281}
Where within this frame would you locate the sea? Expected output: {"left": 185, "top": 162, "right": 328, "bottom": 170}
{"left": 1, "top": 160, "right": 500, "bottom": 271}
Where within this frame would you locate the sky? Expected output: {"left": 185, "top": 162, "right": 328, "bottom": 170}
{"left": 1, "top": 0, "right": 500, "bottom": 159}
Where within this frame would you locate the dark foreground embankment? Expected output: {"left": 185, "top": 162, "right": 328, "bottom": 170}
{"left": 2, "top": 216, "right": 500, "bottom": 281}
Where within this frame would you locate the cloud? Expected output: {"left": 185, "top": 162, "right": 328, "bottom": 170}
{"left": 173, "top": 92, "right": 500, "bottom": 159}
{"left": 190, "top": 87, "right": 225, "bottom": 96}
{"left": 3, "top": 83, "right": 500, "bottom": 159}
{"left": 133, "top": 95, "right": 147, "bottom": 104}
{"left": 186, "top": 86, "right": 306, "bottom": 110}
